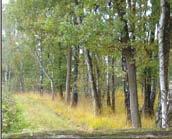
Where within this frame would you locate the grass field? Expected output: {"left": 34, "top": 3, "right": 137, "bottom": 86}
{"left": 13, "top": 90, "right": 157, "bottom": 133}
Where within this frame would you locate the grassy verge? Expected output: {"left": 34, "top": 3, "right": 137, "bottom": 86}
{"left": 13, "top": 90, "right": 156, "bottom": 131}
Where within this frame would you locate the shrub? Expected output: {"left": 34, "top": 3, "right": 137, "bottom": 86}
{"left": 2, "top": 92, "right": 28, "bottom": 133}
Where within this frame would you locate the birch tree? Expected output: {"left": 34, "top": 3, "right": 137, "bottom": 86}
{"left": 158, "top": 0, "right": 170, "bottom": 128}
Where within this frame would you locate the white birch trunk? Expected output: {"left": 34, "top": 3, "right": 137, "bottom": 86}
{"left": 158, "top": 0, "right": 170, "bottom": 128}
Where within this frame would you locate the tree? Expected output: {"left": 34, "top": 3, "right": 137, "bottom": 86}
{"left": 85, "top": 49, "right": 101, "bottom": 116}
{"left": 158, "top": 0, "right": 170, "bottom": 128}
{"left": 65, "top": 47, "right": 72, "bottom": 104}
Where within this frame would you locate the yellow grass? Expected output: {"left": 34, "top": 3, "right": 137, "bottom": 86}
{"left": 14, "top": 90, "right": 156, "bottom": 131}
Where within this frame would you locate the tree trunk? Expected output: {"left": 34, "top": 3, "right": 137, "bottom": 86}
{"left": 124, "top": 48, "right": 141, "bottom": 128}
{"left": 51, "top": 80, "right": 55, "bottom": 100}
{"left": 39, "top": 45, "right": 43, "bottom": 95}
{"left": 142, "top": 68, "right": 152, "bottom": 116}
{"left": 150, "top": 78, "right": 157, "bottom": 115}
{"left": 35, "top": 45, "right": 55, "bottom": 99}
{"left": 122, "top": 53, "right": 131, "bottom": 121}
{"left": 114, "top": 0, "right": 132, "bottom": 122}
{"left": 71, "top": 46, "right": 79, "bottom": 107}
{"left": 19, "top": 61, "right": 24, "bottom": 93}
{"left": 85, "top": 49, "right": 101, "bottom": 116}
{"left": 59, "top": 85, "right": 63, "bottom": 100}
{"left": 158, "top": 0, "right": 170, "bottom": 128}
{"left": 95, "top": 55, "right": 102, "bottom": 108}
{"left": 106, "top": 56, "right": 111, "bottom": 106}
{"left": 39, "top": 70, "right": 44, "bottom": 95}
{"left": 111, "top": 57, "right": 115, "bottom": 112}
{"left": 66, "top": 47, "right": 72, "bottom": 104}
{"left": 127, "top": 0, "right": 141, "bottom": 128}
{"left": 58, "top": 49, "right": 63, "bottom": 100}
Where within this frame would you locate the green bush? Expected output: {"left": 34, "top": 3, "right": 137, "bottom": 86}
{"left": 2, "top": 92, "right": 28, "bottom": 133}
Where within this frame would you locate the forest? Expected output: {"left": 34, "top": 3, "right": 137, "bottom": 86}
{"left": 2, "top": 0, "right": 172, "bottom": 138}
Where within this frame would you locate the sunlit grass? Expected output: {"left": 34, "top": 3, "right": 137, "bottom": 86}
{"left": 14, "top": 93, "right": 78, "bottom": 132}
{"left": 14, "top": 89, "right": 157, "bottom": 131}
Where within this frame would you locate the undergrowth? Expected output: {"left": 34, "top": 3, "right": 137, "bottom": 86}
{"left": 13, "top": 90, "right": 156, "bottom": 131}
{"left": 2, "top": 92, "right": 28, "bottom": 133}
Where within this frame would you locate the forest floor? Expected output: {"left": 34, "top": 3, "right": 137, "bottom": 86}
{"left": 3, "top": 92, "right": 172, "bottom": 138}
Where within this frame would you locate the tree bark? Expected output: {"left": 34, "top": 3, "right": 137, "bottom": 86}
{"left": 39, "top": 46, "right": 44, "bottom": 96}
{"left": 158, "top": 0, "right": 170, "bottom": 128}
{"left": 59, "top": 84, "right": 63, "bottom": 100}
{"left": 58, "top": 49, "right": 63, "bottom": 100}
{"left": 95, "top": 55, "right": 102, "bottom": 108}
{"left": 85, "top": 49, "right": 101, "bottom": 116}
{"left": 71, "top": 46, "right": 79, "bottom": 107}
{"left": 66, "top": 47, "right": 72, "bottom": 104}
{"left": 51, "top": 80, "right": 55, "bottom": 100}
{"left": 122, "top": 53, "right": 131, "bottom": 121}
{"left": 142, "top": 68, "right": 152, "bottom": 116}
{"left": 114, "top": 0, "right": 132, "bottom": 122}
{"left": 19, "top": 61, "right": 24, "bottom": 93}
{"left": 127, "top": 53, "right": 141, "bottom": 128}
{"left": 150, "top": 78, "right": 157, "bottom": 115}
{"left": 111, "top": 57, "right": 115, "bottom": 112}
{"left": 106, "top": 56, "right": 111, "bottom": 106}
{"left": 35, "top": 46, "right": 54, "bottom": 98}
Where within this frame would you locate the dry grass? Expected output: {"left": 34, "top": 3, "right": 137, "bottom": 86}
{"left": 14, "top": 89, "right": 156, "bottom": 131}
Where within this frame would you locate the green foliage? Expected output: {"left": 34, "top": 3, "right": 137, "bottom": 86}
{"left": 2, "top": 92, "right": 28, "bottom": 133}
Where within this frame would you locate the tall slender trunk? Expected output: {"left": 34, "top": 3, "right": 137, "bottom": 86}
{"left": 106, "top": 56, "right": 111, "bottom": 106}
{"left": 150, "top": 78, "right": 157, "bottom": 115}
{"left": 122, "top": 53, "right": 131, "bottom": 121}
{"left": 95, "top": 55, "right": 102, "bottom": 108}
{"left": 19, "top": 61, "right": 24, "bottom": 93}
{"left": 58, "top": 49, "right": 63, "bottom": 99}
{"left": 39, "top": 46, "right": 44, "bottom": 95}
{"left": 85, "top": 49, "right": 101, "bottom": 116}
{"left": 66, "top": 47, "right": 72, "bottom": 104}
{"left": 111, "top": 57, "right": 115, "bottom": 112}
{"left": 51, "top": 79, "right": 55, "bottom": 100}
{"left": 35, "top": 45, "right": 54, "bottom": 98}
{"left": 158, "top": 0, "right": 170, "bottom": 128}
{"left": 142, "top": 68, "right": 152, "bottom": 116}
{"left": 71, "top": 46, "right": 79, "bottom": 107}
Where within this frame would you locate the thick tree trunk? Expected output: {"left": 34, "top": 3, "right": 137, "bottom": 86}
{"left": 85, "top": 49, "right": 101, "bottom": 116}
{"left": 127, "top": 0, "right": 141, "bottom": 128}
{"left": 124, "top": 48, "right": 141, "bottom": 128}
{"left": 66, "top": 47, "right": 72, "bottom": 104}
{"left": 114, "top": 0, "right": 132, "bottom": 122}
{"left": 71, "top": 46, "right": 79, "bottom": 107}
{"left": 158, "top": 0, "right": 170, "bottom": 128}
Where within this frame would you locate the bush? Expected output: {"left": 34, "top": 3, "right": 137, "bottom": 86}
{"left": 2, "top": 92, "right": 28, "bottom": 133}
